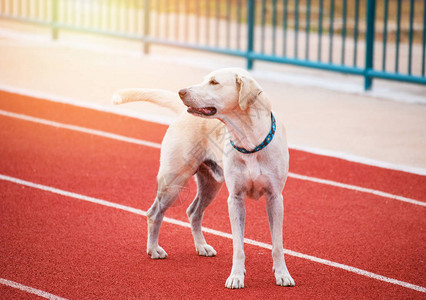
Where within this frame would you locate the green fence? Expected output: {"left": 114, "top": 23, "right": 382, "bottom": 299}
{"left": 1, "top": 0, "right": 425, "bottom": 90}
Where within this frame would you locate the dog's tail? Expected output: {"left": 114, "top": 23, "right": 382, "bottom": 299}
{"left": 111, "top": 88, "right": 185, "bottom": 115}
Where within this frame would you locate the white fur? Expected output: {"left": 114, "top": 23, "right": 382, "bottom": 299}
{"left": 112, "top": 68, "right": 294, "bottom": 289}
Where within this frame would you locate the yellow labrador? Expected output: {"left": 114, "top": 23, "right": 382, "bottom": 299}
{"left": 112, "top": 68, "right": 294, "bottom": 289}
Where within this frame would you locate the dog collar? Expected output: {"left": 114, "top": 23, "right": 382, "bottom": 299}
{"left": 230, "top": 113, "right": 276, "bottom": 154}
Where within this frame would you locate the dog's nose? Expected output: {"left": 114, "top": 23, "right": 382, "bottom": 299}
{"left": 178, "top": 88, "right": 188, "bottom": 99}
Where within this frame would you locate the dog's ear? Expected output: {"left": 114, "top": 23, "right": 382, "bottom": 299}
{"left": 236, "top": 74, "right": 262, "bottom": 110}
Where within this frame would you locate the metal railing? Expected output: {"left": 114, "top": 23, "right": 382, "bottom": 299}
{"left": 1, "top": 0, "right": 425, "bottom": 90}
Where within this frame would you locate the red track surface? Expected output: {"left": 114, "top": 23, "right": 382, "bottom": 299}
{"left": 0, "top": 90, "right": 425, "bottom": 299}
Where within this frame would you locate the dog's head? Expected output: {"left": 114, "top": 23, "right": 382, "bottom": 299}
{"left": 178, "top": 68, "right": 270, "bottom": 119}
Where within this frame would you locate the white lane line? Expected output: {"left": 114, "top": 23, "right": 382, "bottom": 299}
{"left": 288, "top": 143, "right": 426, "bottom": 176}
{"left": 0, "top": 174, "right": 425, "bottom": 293}
{"left": 0, "top": 278, "right": 68, "bottom": 300}
{"left": 1, "top": 84, "right": 425, "bottom": 176}
{"left": 288, "top": 173, "right": 426, "bottom": 207}
{"left": 0, "top": 109, "right": 161, "bottom": 149}
{"left": 1, "top": 109, "right": 424, "bottom": 207}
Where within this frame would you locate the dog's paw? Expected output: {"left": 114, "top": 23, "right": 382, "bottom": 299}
{"left": 275, "top": 272, "right": 295, "bottom": 287}
{"left": 147, "top": 246, "right": 168, "bottom": 259}
{"left": 225, "top": 273, "right": 245, "bottom": 289}
{"left": 196, "top": 244, "right": 217, "bottom": 257}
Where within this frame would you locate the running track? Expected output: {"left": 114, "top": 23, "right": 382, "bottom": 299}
{"left": 0, "top": 90, "right": 425, "bottom": 299}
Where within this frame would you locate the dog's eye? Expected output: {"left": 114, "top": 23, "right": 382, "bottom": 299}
{"left": 209, "top": 79, "right": 219, "bottom": 85}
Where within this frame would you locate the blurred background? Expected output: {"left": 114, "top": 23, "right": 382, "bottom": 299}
{"left": 0, "top": 0, "right": 425, "bottom": 172}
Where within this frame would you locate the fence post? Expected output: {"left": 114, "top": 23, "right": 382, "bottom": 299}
{"left": 51, "top": 0, "right": 58, "bottom": 40}
{"left": 364, "top": 0, "right": 376, "bottom": 90}
{"left": 143, "top": 0, "right": 151, "bottom": 55}
{"left": 246, "top": 0, "right": 255, "bottom": 70}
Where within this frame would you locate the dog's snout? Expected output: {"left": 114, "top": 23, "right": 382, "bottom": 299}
{"left": 178, "top": 88, "right": 188, "bottom": 99}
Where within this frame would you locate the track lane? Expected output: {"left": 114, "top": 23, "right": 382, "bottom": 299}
{"left": 0, "top": 90, "right": 167, "bottom": 144}
{"left": 0, "top": 91, "right": 425, "bottom": 297}
{"left": 1, "top": 180, "right": 424, "bottom": 299}
{"left": 1, "top": 90, "right": 424, "bottom": 201}
{"left": 1, "top": 173, "right": 425, "bottom": 294}
{"left": 0, "top": 114, "right": 425, "bottom": 290}
{"left": 0, "top": 278, "right": 67, "bottom": 300}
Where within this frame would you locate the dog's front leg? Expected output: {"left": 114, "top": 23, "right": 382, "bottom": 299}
{"left": 266, "top": 194, "right": 295, "bottom": 286}
{"left": 225, "top": 194, "right": 246, "bottom": 289}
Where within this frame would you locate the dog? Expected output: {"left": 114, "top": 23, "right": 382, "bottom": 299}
{"left": 112, "top": 68, "right": 295, "bottom": 289}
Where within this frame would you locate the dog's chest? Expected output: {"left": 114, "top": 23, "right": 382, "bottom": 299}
{"left": 246, "top": 176, "right": 270, "bottom": 200}
{"left": 239, "top": 158, "right": 273, "bottom": 200}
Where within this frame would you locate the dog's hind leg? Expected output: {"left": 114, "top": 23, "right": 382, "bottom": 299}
{"left": 146, "top": 168, "right": 194, "bottom": 259}
{"left": 187, "top": 161, "right": 223, "bottom": 257}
